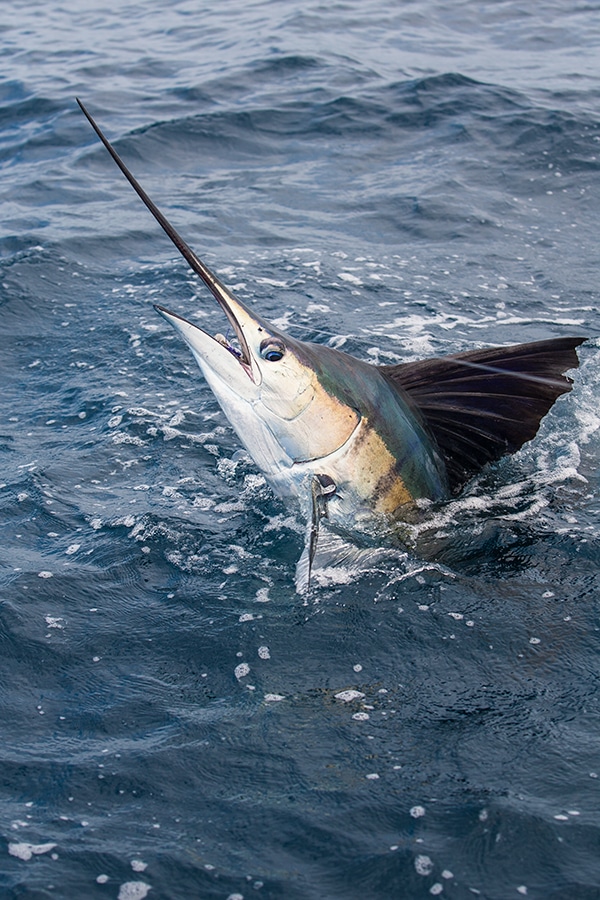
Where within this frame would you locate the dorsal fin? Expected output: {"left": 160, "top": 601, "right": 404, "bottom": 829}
{"left": 379, "top": 337, "right": 585, "bottom": 494}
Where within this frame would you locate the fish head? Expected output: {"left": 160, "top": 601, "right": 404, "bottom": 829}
{"left": 156, "top": 294, "right": 360, "bottom": 472}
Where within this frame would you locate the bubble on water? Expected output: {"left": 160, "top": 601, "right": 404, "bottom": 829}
{"left": 352, "top": 712, "right": 370, "bottom": 721}
{"left": 38, "top": 571, "right": 53, "bottom": 578}
{"left": 264, "top": 694, "right": 285, "bottom": 702}
{"left": 131, "top": 860, "right": 147, "bottom": 872}
{"left": 65, "top": 543, "right": 80, "bottom": 555}
{"left": 430, "top": 885, "right": 443, "bottom": 896}
{"left": 415, "top": 854, "right": 434, "bottom": 876}
{"left": 410, "top": 805, "right": 426, "bottom": 818}
{"left": 257, "top": 646, "right": 270, "bottom": 659}
{"left": 366, "top": 773, "right": 379, "bottom": 780}
{"left": 239, "top": 613, "right": 255, "bottom": 622}
{"left": 234, "top": 663, "right": 250, "bottom": 679}
{"left": 96, "top": 874, "right": 109, "bottom": 884}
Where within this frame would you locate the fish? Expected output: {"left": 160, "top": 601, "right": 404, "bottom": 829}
{"left": 77, "top": 99, "right": 585, "bottom": 588}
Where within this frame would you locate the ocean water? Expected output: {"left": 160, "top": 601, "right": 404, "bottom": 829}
{"left": 1, "top": 1, "right": 600, "bottom": 898}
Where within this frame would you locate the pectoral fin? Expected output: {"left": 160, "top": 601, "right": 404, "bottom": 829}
{"left": 380, "top": 337, "right": 585, "bottom": 493}
{"left": 295, "top": 474, "right": 337, "bottom": 593}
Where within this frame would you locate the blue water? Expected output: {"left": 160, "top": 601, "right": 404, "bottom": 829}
{"left": 2, "top": 2, "right": 600, "bottom": 898}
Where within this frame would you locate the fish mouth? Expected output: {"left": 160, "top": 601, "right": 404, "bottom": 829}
{"left": 154, "top": 301, "right": 254, "bottom": 377}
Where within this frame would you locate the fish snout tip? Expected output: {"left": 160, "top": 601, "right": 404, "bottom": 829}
{"left": 154, "top": 304, "right": 176, "bottom": 320}
{"left": 154, "top": 305, "right": 185, "bottom": 330}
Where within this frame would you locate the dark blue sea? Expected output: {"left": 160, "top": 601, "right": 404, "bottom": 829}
{"left": 2, "top": 1, "right": 600, "bottom": 898}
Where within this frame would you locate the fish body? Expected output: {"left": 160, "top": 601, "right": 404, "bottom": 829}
{"left": 78, "top": 100, "right": 584, "bottom": 582}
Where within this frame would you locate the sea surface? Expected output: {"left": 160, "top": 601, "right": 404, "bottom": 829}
{"left": 1, "top": 1, "right": 600, "bottom": 898}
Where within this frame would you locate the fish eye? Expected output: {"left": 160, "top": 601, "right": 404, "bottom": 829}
{"left": 260, "top": 339, "right": 285, "bottom": 362}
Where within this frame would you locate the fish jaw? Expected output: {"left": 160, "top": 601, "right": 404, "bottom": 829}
{"left": 155, "top": 305, "right": 261, "bottom": 399}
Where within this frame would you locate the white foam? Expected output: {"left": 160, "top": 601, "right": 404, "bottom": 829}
{"left": 335, "top": 690, "right": 365, "bottom": 702}
{"left": 8, "top": 842, "right": 56, "bottom": 861}
{"left": 256, "top": 277, "right": 289, "bottom": 288}
{"left": 167, "top": 411, "right": 185, "bottom": 427}
{"left": 118, "top": 883, "right": 151, "bottom": 900}
{"left": 313, "top": 566, "right": 354, "bottom": 586}
{"left": 112, "top": 432, "right": 146, "bottom": 446}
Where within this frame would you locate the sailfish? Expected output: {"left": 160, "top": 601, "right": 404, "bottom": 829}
{"left": 78, "top": 100, "right": 584, "bottom": 587}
